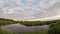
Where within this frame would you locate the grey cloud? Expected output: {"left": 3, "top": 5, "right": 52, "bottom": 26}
{"left": 48, "top": 1, "right": 60, "bottom": 15}
{"left": 0, "top": 0, "right": 60, "bottom": 20}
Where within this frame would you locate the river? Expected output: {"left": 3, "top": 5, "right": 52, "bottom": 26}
{"left": 1, "top": 23, "right": 49, "bottom": 34}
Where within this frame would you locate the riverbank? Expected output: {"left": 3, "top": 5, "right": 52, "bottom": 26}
{"left": 1, "top": 23, "right": 49, "bottom": 34}
{"left": 0, "top": 18, "right": 57, "bottom": 26}
{"left": 0, "top": 18, "right": 60, "bottom": 34}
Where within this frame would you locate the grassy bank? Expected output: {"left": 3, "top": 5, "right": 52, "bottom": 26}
{"left": 15, "top": 20, "right": 57, "bottom": 26}
{"left": 0, "top": 28, "right": 16, "bottom": 34}
{"left": 0, "top": 18, "right": 16, "bottom": 26}
{"left": 23, "top": 30, "right": 48, "bottom": 34}
{"left": 0, "top": 18, "right": 59, "bottom": 26}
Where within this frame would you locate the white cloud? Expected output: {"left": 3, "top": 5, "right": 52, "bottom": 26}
{"left": 38, "top": 15, "right": 60, "bottom": 21}
{"left": 2, "top": 8, "right": 16, "bottom": 14}
{"left": 0, "top": 0, "right": 60, "bottom": 21}
{"left": 27, "top": 15, "right": 60, "bottom": 21}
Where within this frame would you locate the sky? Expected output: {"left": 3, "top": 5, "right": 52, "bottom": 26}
{"left": 0, "top": 0, "right": 60, "bottom": 21}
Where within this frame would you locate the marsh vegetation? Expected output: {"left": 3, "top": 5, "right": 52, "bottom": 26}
{"left": 0, "top": 18, "right": 60, "bottom": 34}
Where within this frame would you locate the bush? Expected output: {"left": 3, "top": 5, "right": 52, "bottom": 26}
{"left": 48, "top": 21, "right": 60, "bottom": 34}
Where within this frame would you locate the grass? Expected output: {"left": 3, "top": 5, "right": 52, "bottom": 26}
{"left": 0, "top": 18, "right": 59, "bottom": 26}
{"left": 48, "top": 21, "right": 60, "bottom": 34}
{"left": 0, "top": 18, "right": 16, "bottom": 26}
{"left": 23, "top": 30, "right": 48, "bottom": 34}
{"left": 0, "top": 28, "right": 16, "bottom": 34}
{"left": 16, "top": 21, "right": 56, "bottom": 26}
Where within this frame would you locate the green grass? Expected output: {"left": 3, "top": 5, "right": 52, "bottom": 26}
{"left": 0, "top": 28, "right": 16, "bottom": 34}
{"left": 48, "top": 21, "right": 60, "bottom": 34}
{"left": 0, "top": 18, "right": 16, "bottom": 26}
{"left": 23, "top": 30, "right": 48, "bottom": 34}
{"left": 0, "top": 20, "right": 15, "bottom": 26}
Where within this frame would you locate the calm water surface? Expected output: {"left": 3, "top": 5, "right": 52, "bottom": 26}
{"left": 1, "top": 23, "right": 49, "bottom": 34}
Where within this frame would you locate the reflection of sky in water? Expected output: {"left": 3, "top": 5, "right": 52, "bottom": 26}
{"left": 0, "top": 0, "right": 60, "bottom": 20}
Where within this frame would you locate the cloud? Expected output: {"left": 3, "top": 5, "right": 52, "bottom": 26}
{"left": 48, "top": 0, "right": 60, "bottom": 15}
{"left": 2, "top": 8, "right": 16, "bottom": 14}
{"left": 0, "top": 0, "right": 60, "bottom": 21}
{"left": 29, "top": 15, "right": 60, "bottom": 21}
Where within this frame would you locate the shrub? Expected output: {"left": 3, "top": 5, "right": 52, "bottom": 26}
{"left": 48, "top": 21, "right": 60, "bottom": 34}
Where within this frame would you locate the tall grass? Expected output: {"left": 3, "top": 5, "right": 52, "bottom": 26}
{"left": 23, "top": 30, "right": 48, "bottom": 34}
{"left": 0, "top": 28, "right": 16, "bottom": 34}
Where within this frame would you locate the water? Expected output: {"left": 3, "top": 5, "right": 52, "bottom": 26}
{"left": 1, "top": 23, "right": 49, "bottom": 34}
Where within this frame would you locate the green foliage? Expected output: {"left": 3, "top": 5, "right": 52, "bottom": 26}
{"left": 1, "top": 18, "right": 60, "bottom": 34}
{"left": 0, "top": 18, "right": 16, "bottom": 26}
{"left": 16, "top": 20, "right": 60, "bottom": 26}
{"left": 48, "top": 21, "right": 60, "bottom": 34}
{"left": 0, "top": 18, "right": 60, "bottom": 26}
{"left": 0, "top": 18, "right": 51, "bottom": 26}
{"left": 16, "top": 21, "right": 51, "bottom": 26}
{"left": 0, "top": 28, "right": 16, "bottom": 34}
{"left": 23, "top": 30, "right": 48, "bottom": 34}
